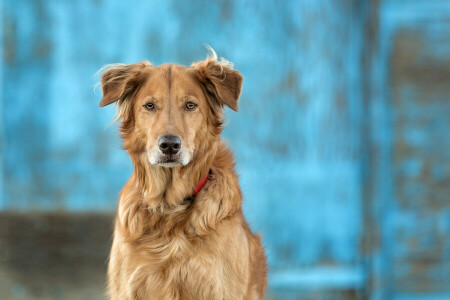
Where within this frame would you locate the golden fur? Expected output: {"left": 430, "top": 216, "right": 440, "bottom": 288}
{"left": 99, "top": 50, "right": 267, "bottom": 300}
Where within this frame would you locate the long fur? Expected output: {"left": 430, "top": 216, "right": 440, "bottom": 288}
{"left": 101, "top": 51, "right": 267, "bottom": 299}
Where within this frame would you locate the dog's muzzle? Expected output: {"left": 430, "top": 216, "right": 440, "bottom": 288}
{"left": 148, "top": 135, "right": 192, "bottom": 167}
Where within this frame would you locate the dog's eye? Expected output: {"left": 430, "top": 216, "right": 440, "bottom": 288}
{"left": 144, "top": 102, "right": 155, "bottom": 111}
{"left": 185, "top": 102, "right": 197, "bottom": 111}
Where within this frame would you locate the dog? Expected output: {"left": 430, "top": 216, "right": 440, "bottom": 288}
{"left": 99, "top": 49, "right": 267, "bottom": 300}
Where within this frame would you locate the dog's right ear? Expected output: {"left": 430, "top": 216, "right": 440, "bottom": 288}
{"left": 99, "top": 61, "right": 151, "bottom": 107}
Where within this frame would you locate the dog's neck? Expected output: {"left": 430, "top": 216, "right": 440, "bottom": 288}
{"left": 131, "top": 141, "right": 218, "bottom": 212}
{"left": 117, "top": 140, "right": 241, "bottom": 239}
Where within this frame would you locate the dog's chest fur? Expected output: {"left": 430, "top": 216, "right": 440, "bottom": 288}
{"left": 111, "top": 207, "right": 251, "bottom": 299}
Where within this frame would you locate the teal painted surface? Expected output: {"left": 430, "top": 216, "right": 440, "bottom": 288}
{"left": 379, "top": 0, "right": 450, "bottom": 297}
{"left": 1, "top": 0, "right": 449, "bottom": 298}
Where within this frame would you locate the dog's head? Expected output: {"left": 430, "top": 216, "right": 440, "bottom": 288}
{"left": 99, "top": 51, "right": 243, "bottom": 168}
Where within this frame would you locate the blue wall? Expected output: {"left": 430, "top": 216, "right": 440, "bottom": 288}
{"left": 1, "top": 0, "right": 449, "bottom": 298}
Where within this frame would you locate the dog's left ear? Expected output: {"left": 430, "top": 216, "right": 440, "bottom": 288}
{"left": 191, "top": 56, "right": 243, "bottom": 112}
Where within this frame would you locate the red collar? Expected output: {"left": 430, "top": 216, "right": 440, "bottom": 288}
{"left": 192, "top": 169, "right": 211, "bottom": 196}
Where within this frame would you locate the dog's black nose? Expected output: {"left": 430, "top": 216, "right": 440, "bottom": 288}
{"left": 158, "top": 135, "right": 181, "bottom": 155}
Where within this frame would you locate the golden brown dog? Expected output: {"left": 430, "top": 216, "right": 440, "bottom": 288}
{"left": 99, "top": 50, "right": 267, "bottom": 300}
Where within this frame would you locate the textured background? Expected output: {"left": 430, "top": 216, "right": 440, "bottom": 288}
{"left": 1, "top": 0, "right": 449, "bottom": 299}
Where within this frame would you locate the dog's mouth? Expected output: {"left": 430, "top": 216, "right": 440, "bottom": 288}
{"left": 147, "top": 147, "right": 192, "bottom": 167}
{"left": 156, "top": 154, "right": 182, "bottom": 167}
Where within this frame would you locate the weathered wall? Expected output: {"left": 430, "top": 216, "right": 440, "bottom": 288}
{"left": 1, "top": 0, "right": 449, "bottom": 299}
{"left": 381, "top": 0, "right": 450, "bottom": 298}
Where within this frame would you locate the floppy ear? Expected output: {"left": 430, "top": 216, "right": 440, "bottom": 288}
{"left": 191, "top": 54, "right": 243, "bottom": 112}
{"left": 99, "top": 61, "right": 151, "bottom": 107}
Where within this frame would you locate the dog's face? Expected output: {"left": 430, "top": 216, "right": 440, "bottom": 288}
{"left": 135, "top": 64, "right": 209, "bottom": 167}
{"left": 99, "top": 54, "right": 243, "bottom": 168}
